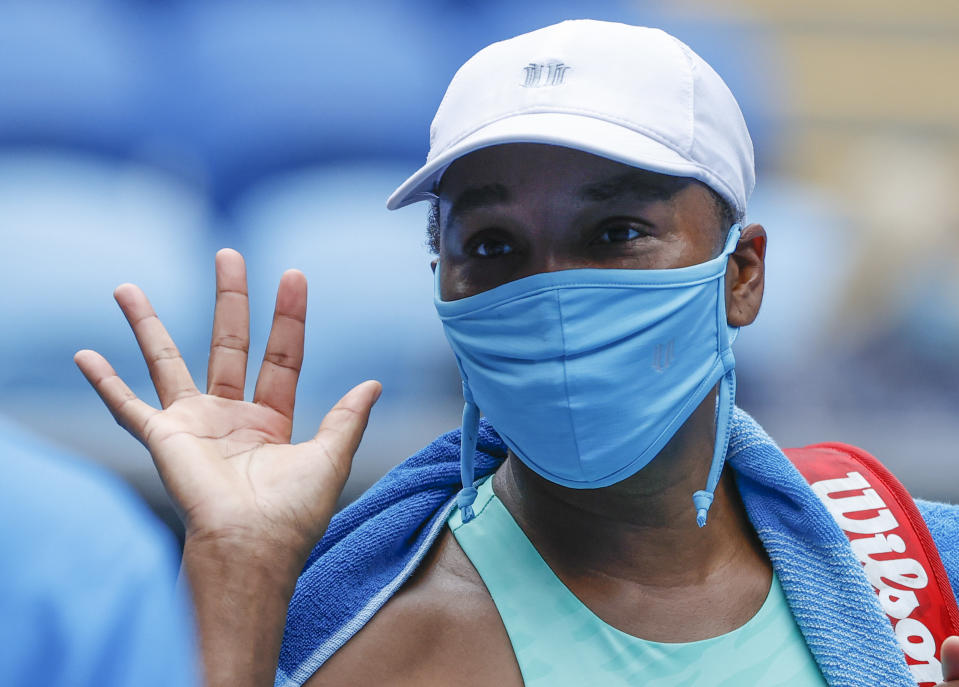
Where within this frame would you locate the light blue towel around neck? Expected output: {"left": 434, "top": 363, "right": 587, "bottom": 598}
{"left": 276, "top": 407, "right": 959, "bottom": 687}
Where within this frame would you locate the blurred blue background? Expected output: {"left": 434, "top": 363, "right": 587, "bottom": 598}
{"left": 1, "top": 0, "right": 957, "bottom": 536}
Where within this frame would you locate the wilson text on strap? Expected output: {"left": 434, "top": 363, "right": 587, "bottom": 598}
{"left": 786, "top": 442, "right": 959, "bottom": 686}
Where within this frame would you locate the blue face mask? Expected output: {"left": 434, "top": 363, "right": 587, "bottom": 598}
{"left": 436, "top": 225, "right": 742, "bottom": 527}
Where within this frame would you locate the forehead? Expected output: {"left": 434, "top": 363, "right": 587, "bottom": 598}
{"left": 437, "top": 143, "right": 712, "bottom": 228}
{"left": 439, "top": 143, "right": 691, "bottom": 200}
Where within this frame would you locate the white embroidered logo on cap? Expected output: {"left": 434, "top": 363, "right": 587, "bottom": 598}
{"left": 386, "top": 21, "right": 755, "bottom": 214}
{"left": 521, "top": 62, "right": 569, "bottom": 88}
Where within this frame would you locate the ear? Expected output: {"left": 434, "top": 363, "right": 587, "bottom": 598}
{"left": 725, "top": 223, "right": 766, "bottom": 327}
{"left": 430, "top": 258, "right": 438, "bottom": 273}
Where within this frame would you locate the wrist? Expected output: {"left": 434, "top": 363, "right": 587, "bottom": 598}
{"left": 181, "top": 534, "right": 303, "bottom": 687}
{"left": 182, "top": 529, "right": 308, "bottom": 599}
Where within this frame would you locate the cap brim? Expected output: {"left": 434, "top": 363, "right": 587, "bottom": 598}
{"left": 386, "top": 112, "right": 718, "bottom": 210}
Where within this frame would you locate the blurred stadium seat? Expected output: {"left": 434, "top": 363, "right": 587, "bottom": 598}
{"left": 0, "top": 151, "right": 215, "bottom": 516}
{"left": 735, "top": 176, "right": 851, "bottom": 389}
{"left": 0, "top": 3, "right": 151, "bottom": 153}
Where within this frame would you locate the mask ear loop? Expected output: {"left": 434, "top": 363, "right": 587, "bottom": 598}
{"left": 692, "top": 224, "right": 741, "bottom": 528}
{"left": 439, "top": 261, "right": 482, "bottom": 523}
{"left": 457, "top": 382, "right": 481, "bottom": 522}
{"left": 692, "top": 363, "right": 736, "bottom": 527}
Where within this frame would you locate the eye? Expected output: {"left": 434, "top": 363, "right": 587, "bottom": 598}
{"left": 594, "top": 224, "right": 646, "bottom": 244}
{"left": 469, "top": 238, "right": 514, "bottom": 258}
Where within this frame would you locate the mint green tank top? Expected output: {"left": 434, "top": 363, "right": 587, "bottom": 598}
{"left": 448, "top": 476, "right": 827, "bottom": 686}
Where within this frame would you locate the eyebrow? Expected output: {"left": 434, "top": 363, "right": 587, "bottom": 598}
{"left": 447, "top": 183, "right": 511, "bottom": 225}
{"left": 577, "top": 172, "right": 679, "bottom": 203}
{"left": 445, "top": 171, "right": 680, "bottom": 226}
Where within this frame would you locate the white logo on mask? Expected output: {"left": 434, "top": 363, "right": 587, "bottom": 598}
{"left": 653, "top": 341, "right": 674, "bottom": 372}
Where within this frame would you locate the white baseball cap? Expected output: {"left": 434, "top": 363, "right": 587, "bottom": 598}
{"left": 387, "top": 19, "right": 755, "bottom": 217}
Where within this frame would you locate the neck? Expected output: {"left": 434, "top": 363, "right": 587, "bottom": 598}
{"left": 492, "top": 394, "right": 769, "bottom": 589}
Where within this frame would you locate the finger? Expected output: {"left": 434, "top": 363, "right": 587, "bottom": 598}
{"left": 114, "top": 283, "right": 199, "bottom": 408}
{"left": 74, "top": 349, "right": 158, "bottom": 443}
{"left": 207, "top": 249, "right": 250, "bottom": 400}
{"left": 253, "top": 269, "right": 307, "bottom": 420}
{"left": 943, "top": 635, "right": 959, "bottom": 682}
{"left": 312, "top": 380, "right": 382, "bottom": 484}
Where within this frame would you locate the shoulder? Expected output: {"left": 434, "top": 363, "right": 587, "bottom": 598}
{"left": 307, "top": 527, "right": 522, "bottom": 687}
{"left": 916, "top": 498, "right": 959, "bottom": 603}
{"left": 0, "top": 418, "right": 197, "bottom": 687}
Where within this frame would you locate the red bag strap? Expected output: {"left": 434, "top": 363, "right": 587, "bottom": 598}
{"left": 785, "top": 442, "right": 959, "bottom": 686}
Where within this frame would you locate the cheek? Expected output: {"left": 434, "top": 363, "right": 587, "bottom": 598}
{"left": 436, "top": 259, "right": 470, "bottom": 302}
{"left": 439, "top": 267, "right": 454, "bottom": 301}
{"left": 671, "top": 228, "right": 725, "bottom": 268}
{"left": 439, "top": 258, "right": 517, "bottom": 302}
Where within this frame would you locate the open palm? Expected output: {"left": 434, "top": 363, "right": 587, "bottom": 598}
{"left": 75, "top": 249, "right": 381, "bottom": 559}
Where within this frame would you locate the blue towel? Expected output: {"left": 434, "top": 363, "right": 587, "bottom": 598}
{"left": 276, "top": 408, "right": 959, "bottom": 687}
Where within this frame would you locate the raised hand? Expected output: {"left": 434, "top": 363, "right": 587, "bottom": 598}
{"left": 76, "top": 248, "right": 379, "bottom": 554}
{"left": 75, "top": 249, "right": 381, "bottom": 687}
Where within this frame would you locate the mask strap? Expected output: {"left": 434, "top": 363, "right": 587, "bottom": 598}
{"left": 692, "top": 356, "right": 736, "bottom": 527}
{"left": 692, "top": 223, "right": 741, "bottom": 527}
{"left": 457, "top": 382, "right": 481, "bottom": 522}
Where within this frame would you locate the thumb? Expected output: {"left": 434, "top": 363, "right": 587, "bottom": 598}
{"left": 943, "top": 635, "right": 959, "bottom": 682}
{"left": 312, "top": 380, "right": 382, "bottom": 483}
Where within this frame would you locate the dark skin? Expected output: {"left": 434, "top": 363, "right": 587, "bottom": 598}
{"left": 310, "top": 143, "right": 770, "bottom": 685}
{"left": 77, "top": 141, "right": 959, "bottom": 686}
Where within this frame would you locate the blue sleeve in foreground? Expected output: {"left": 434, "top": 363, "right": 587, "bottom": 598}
{"left": 0, "top": 418, "right": 198, "bottom": 687}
